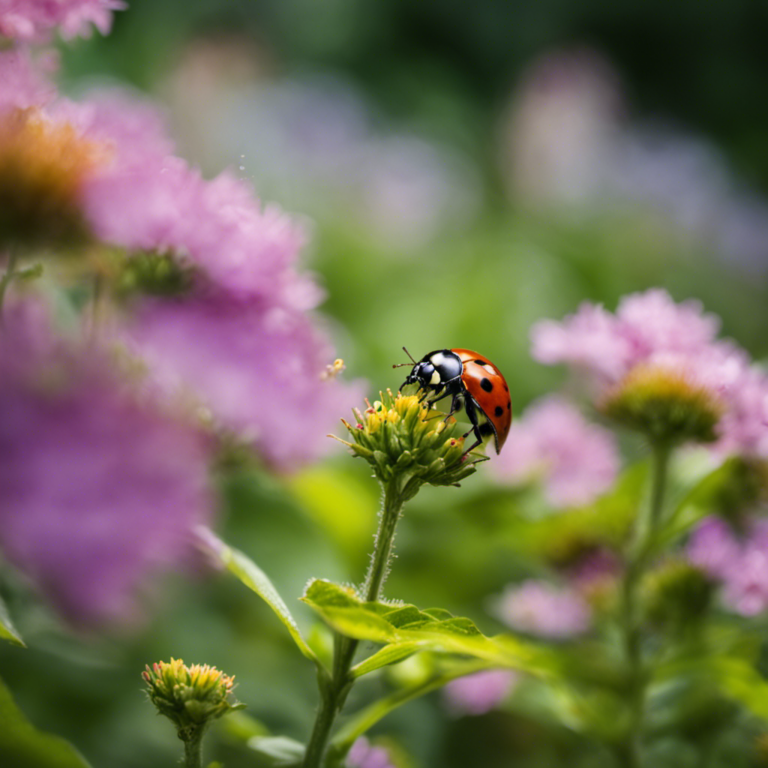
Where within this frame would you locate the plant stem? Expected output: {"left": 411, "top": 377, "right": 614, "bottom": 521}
{"left": 303, "top": 481, "right": 405, "bottom": 768}
{"left": 618, "top": 442, "right": 671, "bottom": 768}
{"left": 182, "top": 727, "right": 204, "bottom": 768}
{"left": 0, "top": 249, "right": 18, "bottom": 324}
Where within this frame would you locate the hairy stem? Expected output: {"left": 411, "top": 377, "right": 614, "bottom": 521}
{"left": 303, "top": 481, "right": 405, "bottom": 768}
{"left": 619, "top": 443, "right": 671, "bottom": 768}
{"left": 0, "top": 249, "right": 18, "bottom": 324}
{"left": 182, "top": 727, "right": 205, "bottom": 768}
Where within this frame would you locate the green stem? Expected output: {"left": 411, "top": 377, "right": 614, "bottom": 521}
{"left": 0, "top": 249, "right": 18, "bottom": 324}
{"left": 303, "top": 481, "right": 405, "bottom": 768}
{"left": 618, "top": 442, "right": 671, "bottom": 768}
{"left": 182, "top": 727, "right": 205, "bottom": 768}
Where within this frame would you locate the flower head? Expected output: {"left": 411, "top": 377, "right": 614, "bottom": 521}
{"left": 532, "top": 289, "right": 764, "bottom": 451}
{"left": 443, "top": 669, "right": 519, "bottom": 716}
{"left": 643, "top": 560, "right": 715, "bottom": 629}
{"left": 0, "top": 107, "right": 104, "bottom": 250}
{"left": 143, "top": 658, "right": 242, "bottom": 739}
{"left": 491, "top": 396, "right": 619, "bottom": 507}
{"left": 334, "top": 390, "right": 478, "bottom": 497}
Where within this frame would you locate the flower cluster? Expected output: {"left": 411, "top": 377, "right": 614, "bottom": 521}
{"left": 346, "top": 737, "right": 397, "bottom": 768}
{"left": 143, "top": 658, "right": 242, "bottom": 738}
{"left": 532, "top": 288, "right": 764, "bottom": 449}
{"left": 334, "top": 390, "right": 477, "bottom": 498}
{"left": 0, "top": 12, "right": 363, "bottom": 627}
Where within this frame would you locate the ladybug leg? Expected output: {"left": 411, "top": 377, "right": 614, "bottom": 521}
{"left": 461, "top": 397, "right": 486, "bottom": 456}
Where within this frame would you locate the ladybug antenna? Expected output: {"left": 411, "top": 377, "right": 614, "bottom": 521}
{"left": 392, "top": 346, "right": 418, "bottom": 369}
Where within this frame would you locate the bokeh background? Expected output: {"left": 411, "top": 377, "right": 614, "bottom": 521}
{"left": 3, "top": 1, "right": 768, "bottom": 766}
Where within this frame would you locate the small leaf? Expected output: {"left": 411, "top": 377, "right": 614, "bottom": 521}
{"left": 0, "top": 594, "right": 25, "bottom": 647}
{"left": 0, "top": 676, "right": 92, "bottom": 767}
{"left": 247, "top": 736, "right": 306, "bottom": 766}
{"left": 199, "top": 529, "right": 320, "bottom": 666}
{"left": 351, "top": 642, "right": 422, "bottom": 678}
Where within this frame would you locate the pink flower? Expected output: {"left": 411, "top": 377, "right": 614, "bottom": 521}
{"left": 346, "top": 737, "right": 395, "bottom": 768}
{"left": 0, "top": 299, "right": 215, "bottom": 626}
{"left": 0, "top": 0, "right": 123, "bottom": 42}
{"left": 491, "top": 396, "right": 619, "bottom": 508}
{"left": 443, "top": 669, "right": 519, "bottom": 715}
{"left": 532, "top": 288, "right": 768, "bottom": 456}
{"left": 120, "top": 295, "right": 366, "bottom": 470}
{"left": 688, "top": 517, "right": 768, "bottom": 617}
{"left": 0, "top": 48, "right": 56, "bottom": 113}
{"left": 495, "top": 579, "right": 592, "bottom": 638}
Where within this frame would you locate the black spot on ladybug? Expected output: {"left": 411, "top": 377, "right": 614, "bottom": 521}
{"left": 507, "top": 401, "right": 511, "bottom": 410}
{"left": 480, "top": 378, "right": 493, "bottom": 392}
{"left": 504, "top": 384, "right": 509, "bottom": 392}
{"left": 494, "top": 406, "right": 503, "bottom": 417}
{"left": 474, "top": 359, "right": 485, "bottom": 365}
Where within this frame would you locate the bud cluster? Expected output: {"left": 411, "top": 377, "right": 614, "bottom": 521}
{"left": 333, "top": 389, "right": 478, "bottom": 497}
{"left": 143, "top": 659, "right": 242, "bottom": 740}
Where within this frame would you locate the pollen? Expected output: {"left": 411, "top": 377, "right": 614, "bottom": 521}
{"left": 0, "top": 108, "right": 108, "bottom": 250}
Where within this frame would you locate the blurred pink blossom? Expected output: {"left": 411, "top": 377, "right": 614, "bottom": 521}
{"left": 0, "top": 0, "right": 123, "bottom": 41}
{"left": 0, "top": 48, "right": 57, "bottom": 113}
{"left": 443, "top": 669, "right": 519, "bottom": 716}
{"left": 688, "top": 517, "right": 768, "bottom": 617}
{"left": 0, "top": 299, "right": 215, "bottom": 626}
{"left": 347, "top": 737, "right": 395, "bottom": 768}
{"left": 121, "top": 295, "right": 366, "bottom": 469}
{"left": 532, "top": 288, "right": 768, "bottom": 457}
{"left": 495, "top": 579, "right": 592, "bottom": 639}
{"left": 491, "top": 396, "right": 619, "bottom": 508}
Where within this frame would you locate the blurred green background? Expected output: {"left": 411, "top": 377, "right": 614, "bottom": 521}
{"left": 3, "top": 1, "right": 768, "bottom": 766}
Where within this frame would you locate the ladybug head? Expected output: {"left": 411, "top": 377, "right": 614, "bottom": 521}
{"left": 398, "top": 349, "right": 462, "bottom": 393}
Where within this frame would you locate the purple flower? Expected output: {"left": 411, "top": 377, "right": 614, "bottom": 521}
{"left": 688, "top": 517, "right": 768, "bottom": 617}
{"left": 495, "top": 579, "right": 592, "bottom": 639}
{"left": 0, "top": 0, "right": 123, "bottom": 42}
{"left": 443, "top": 669, "right": 519, "bottom": 716}
{"left": 0, "top": 299, "right": 215, "bottom": 626}
{"left": 119, "top": 295, "right": 365, "bottom": 470}
{"left": 532, "top": 289, "right": 768, "bottom": 455}
{"left": 346, "top": 737, "right": 395, "bottom": 768}
{"left": 491, "top": 396, "right": 619, "bottom": 508}
{"left": 0, "top": 48, "right": 56, "bottom": 113}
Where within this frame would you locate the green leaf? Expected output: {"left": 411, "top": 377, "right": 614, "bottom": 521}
{"left": 301, "top": 579, "right": 553, "bottom": 675}
{"left": 0, "top": 594, "right": 25, "bottom": 647}
{"left": 246, "top": 736, "right": 305, "bottom": 766}
{"left": 0, "top": 676, "right": 91, "bottom": 767}
{"left": 199, "top": 529, "right": 320, "bottom": 666}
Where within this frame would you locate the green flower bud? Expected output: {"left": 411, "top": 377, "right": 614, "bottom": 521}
{"left": 332, "top": 390, "right": 479, "bottom": 497}
{"left": 116, "top": 251, "right": 195, "bottom": 298}
{"left": 143, "top": 659, "right": 243, "bottom": 742}
{"left": 600, "top": 364, "right": 723, "bottom": 446}
{"left": 643, "top": 560, "right": 715, "bottom": 631}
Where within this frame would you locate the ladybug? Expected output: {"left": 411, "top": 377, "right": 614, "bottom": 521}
{"left": 396, "top": 348, "right": 512, "bottom": 455}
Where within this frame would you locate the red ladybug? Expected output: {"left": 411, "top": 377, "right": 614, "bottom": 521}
{"left": 396, "top": 348, "right": 512, "bottom": 455}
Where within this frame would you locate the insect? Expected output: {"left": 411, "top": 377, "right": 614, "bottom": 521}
{"left": 395, "top": 348, "right": 512, "bottom": 455}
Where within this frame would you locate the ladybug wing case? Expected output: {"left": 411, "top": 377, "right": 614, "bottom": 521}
{"left": 453, "top": 349, "right": 513, "bottom": 453}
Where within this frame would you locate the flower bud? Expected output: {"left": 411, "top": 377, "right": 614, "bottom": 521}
{"left": 143, "top": 659, "right": 242, "bottom": 740}
{"left": 600, "top": 364, "right": 723, "bottom": 446}
{"left": 643, "top": 560, "right": 715, "bottom": 631}
{"left": 332, "top": 390, "right": 478, "bottom": 497}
